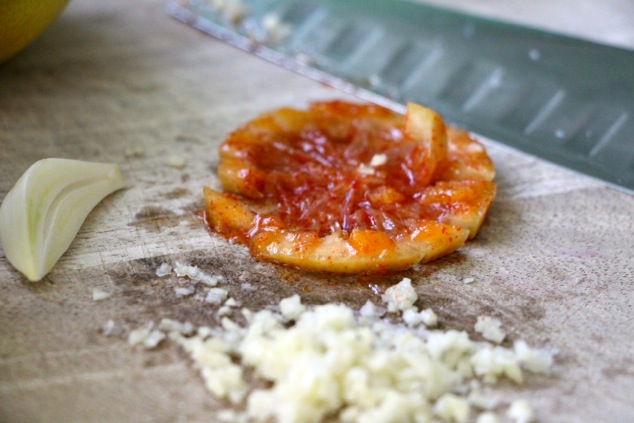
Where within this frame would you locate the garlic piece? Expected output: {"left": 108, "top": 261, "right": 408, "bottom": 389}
{"left": 0, "top": 158, "right": 125, "bottom": 281}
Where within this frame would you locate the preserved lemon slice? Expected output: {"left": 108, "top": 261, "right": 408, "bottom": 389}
{"left": 204, "top": 101, "right": 495, "bottom": 273}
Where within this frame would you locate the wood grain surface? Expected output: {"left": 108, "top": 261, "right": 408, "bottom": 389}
{"left": 1, "top": 0, "right": 633, "bottom": 422}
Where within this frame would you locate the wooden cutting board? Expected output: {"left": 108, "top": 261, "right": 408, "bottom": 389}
{"left": 1, "top": 0, "right": 633, "bottom": 422}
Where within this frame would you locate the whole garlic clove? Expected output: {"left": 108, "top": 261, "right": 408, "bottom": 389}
{"left": 0, "top": 158, "right": 125, "bottom": 281}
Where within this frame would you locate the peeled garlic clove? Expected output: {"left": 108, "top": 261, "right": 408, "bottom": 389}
{"left": 0, "top": 158, "right": 125, "bottom": 282}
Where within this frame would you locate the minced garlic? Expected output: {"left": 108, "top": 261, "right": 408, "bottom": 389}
{"left": 128, "top": 323, "right": 166, "bottom": 350}
{"left": 92, "top": 288, "right": 113, "bottom": 301}
{"left": 508, "top": 399, "right": 534, "bottom": 423}
{"left": 279, "top": 294, "right": 305, "bottom": 321}
{"left": 475, "top": 316, "right": 507, "bottom": 344}
{"left": 139, "top": 269, "right": 553, "bottom": 423}
{"left": 205, "top": 287, "right": 229, "bottom": 305}
{"left": 382, "top": 277, "right": 418, "bottom": 312}
{"left": 167, "top": 290, "right": 551, "bottom": 422}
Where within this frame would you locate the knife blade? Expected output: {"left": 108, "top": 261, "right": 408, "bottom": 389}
{"left": 167, "top": 0, "right": 634, "bottom": 194}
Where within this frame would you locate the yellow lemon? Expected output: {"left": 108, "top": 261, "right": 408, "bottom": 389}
{"left": 0, "top": 0, "right": 70, "bottom": 63}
